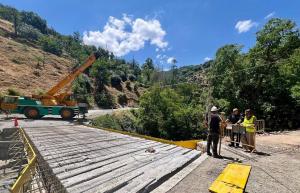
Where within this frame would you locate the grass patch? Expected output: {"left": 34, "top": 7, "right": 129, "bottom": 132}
{"left": 11, "top": 58, "right": 22, "bottom": 64}
{"left": 7, "top": 88, "right": 21, "bottom": 96}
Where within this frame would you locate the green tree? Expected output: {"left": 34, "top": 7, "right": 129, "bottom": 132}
{"left": 72, "top": 74, "right": 93, "bottom": 105}
{"left": 20, "top": 11, "right": 47, "bottom": 34}
{"left": 210, "top": 44, "right": 245, "bottom": 109}
{"left": 138, "top": 85, "right": 206, "bottom": 140}
{"left": 12, "top": 9, "right": 20, "bottom": 36}
{"left": 0, "top": 4, "right": 18, "bottom": 22}
{"left": 141, "top": 58, "right": 155, "bottom": 83}
{"left": 38, "top": 36, "right": 63, "bottom": 56}
{"left": 131, "top": 58, "right": 141, "bottom": 77}
{"left": 90, "top": 59, "right": 111, "bottom": 91}
{"left": 209, "top": 18, "right": 300, "bottom": 129}
{"left": 18, "top": 23, "right": 42, "bottom": 40}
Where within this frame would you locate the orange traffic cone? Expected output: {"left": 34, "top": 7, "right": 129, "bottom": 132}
{"left": 14, "top": 117, "right": 19, "bottom": 127}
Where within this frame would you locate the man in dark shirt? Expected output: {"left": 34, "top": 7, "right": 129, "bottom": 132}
{"left": 205, "top": 106, "right": 221, "bottom": 158}
{"left": 226, "top": 108, "right": 242, "bottom": 147}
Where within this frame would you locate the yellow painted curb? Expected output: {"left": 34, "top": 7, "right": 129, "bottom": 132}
{"left": 91, "top": 125, "right": 201, "bottom": 150}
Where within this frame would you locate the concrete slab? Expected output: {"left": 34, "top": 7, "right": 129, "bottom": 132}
{"left": 22, "top": 124, "right": 201, "bottom": 193}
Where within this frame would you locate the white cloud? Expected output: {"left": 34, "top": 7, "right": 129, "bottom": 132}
{"left": 235, "top": 20, "right": 258, "bottom": 33}
{"left": 83, "top": 15, "right": 168, "bottom": 57}
{"left": 265, "top": 12, "right": 275, "bottom": 19}
{"left": 167, "top": 57, "right": 176, "bottom": 64}
{"left": 204, "top": 57, "right": 212, "bottom": 62}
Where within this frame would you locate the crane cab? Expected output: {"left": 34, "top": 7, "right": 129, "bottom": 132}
{"left": 0, "top": 96, "right": 19, "bottom": 111}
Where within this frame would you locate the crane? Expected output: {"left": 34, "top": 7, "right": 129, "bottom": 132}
{"left": 0, "top": 51, "right": 102, "bottom": 119}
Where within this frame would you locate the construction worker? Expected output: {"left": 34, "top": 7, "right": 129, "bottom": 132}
{"left": 226, "top": 108, "right": 242, "bottom": 147}
{"left": 205, "top": 106, "right": 222, "bottom": 158}
{"left": 241, "top": 109, "right": 257, "bottom": 152}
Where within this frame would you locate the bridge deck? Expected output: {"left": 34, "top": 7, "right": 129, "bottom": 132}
{"left": 24, "top": 125, "right": 200, "bottom": 193}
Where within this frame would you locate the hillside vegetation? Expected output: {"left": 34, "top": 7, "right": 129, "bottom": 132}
{"left": 93, "top": 18, "right": 300, "bottom": 140}
{"left": 0, "top": 4, "right": 148, "bottom": 108}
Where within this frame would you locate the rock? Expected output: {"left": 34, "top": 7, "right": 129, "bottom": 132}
{"left": 145, "top": 147, "right": 155, "bottom": 153}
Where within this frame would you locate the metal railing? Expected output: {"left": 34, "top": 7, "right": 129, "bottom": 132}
{"left": 223, "top": 120, "right": 265, "bottom": 152}
{"left": 10, "top": 128, "right": 37, "bottom": 193}
{"left": 8, "top": 127, "right": 67, "bottom": 193}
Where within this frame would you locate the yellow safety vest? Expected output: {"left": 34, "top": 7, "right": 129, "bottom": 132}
{"left": 243, "top": 115, "right": 256, "bottom": 133}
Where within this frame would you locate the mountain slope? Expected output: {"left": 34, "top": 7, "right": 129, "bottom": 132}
{"left": 0, "top": 34, "right": 73, "bottom": 95}
{"left": 0, "top": 18, "right": 142, "bottom": 108}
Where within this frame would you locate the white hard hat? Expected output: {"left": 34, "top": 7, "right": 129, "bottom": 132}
{"left": 211, "top": 106, "right": 218, "bottom": 112}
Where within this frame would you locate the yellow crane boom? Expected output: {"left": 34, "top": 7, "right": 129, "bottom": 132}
{"left": 46, "top": 52, "right": 101, "bottom": 96}
{"left": 32, "top": 51, "right": 102, "bottom": 106}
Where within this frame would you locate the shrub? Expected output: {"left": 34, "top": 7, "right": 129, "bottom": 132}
{"left": 117, "top": 93, "right": 128, "bottom": 106}
{"left": 120, "top": 73, "right": 127, "bottom": 82}
{"left": 125, "top": 81, "right": 132, "bottom": 91}
{"left": 18, "top": 23, "right": 42, "bottom": 41}
{"left": 35, "top": 89, "right": 44, "bottom": 95}
{"left": 72, "top": 74, "right": 93, "bottom": 105}
{"left": 91, "top": 111, "right": 142, "bottom": 133}
{"left": 11, "top": 58, "right": 21, "bottom": 64}
{"left": 33, "top": 70, "right": 40, "bottom": 76}
{"left": 91, "top": 114, "right": 121, "bottom": 130}
{"left": 138, "top": 86, "right": 206, "bottom": 140}
{"left": 38, "top": 36, "right": 62, "bottom": 56}
{"left": 7, "top": 88, "right": 20, "bottom": 96}
{"left": 115, "top": 111, "right": 141, "bottom": 132}
{"left": 110, "top": 75, "right": 122, "bottom": 87}
{"left": 128, "top": 74, "right": 137, "bottom": 81}
{"left": 134, "top": 84, "right": 139, "bottom": 92}
{"left": 94, "top": 91, "right": 116, "bottom": 109}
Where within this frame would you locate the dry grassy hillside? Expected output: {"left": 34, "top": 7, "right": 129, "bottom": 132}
{"left": 0, "top": 18, "right": 13, "bottom": 32}
{"left": 0, "top": 35, "right": 73, "bottom": 95}
{"left": 0, "top": 19, "right": 143, "bottom": 108}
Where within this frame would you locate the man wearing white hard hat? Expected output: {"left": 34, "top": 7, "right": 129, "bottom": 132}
{"left": 205, "top": 106, "right": 222, "bottom": 158}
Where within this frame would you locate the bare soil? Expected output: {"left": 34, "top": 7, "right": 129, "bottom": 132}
{"left": 0, "top": 35, "right": 73, "bottom": 95}
{"left": 257, "top": 130, "right": 300, "bottom": 146}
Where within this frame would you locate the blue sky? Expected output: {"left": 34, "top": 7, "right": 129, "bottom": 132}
{"left": 1, "top": 0, "right": 300, "bottom": 69}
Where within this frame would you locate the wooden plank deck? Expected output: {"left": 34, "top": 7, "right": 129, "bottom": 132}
{"left": 24, "top": 125, "right": 200, "bottom": 193}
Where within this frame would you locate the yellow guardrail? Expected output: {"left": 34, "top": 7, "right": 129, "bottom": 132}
{"left": 92, "top": 126, "right": 201, "bottom": 150}
{"left": 10, "top": 128, "right": 37, "bottom": 193}
{"left": 173, "top": 140, "right": 200, "bottom": 149}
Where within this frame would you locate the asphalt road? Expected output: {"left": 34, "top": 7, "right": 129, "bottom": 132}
{"left": 0, "top": 108, "right": 132, "bottom": 129}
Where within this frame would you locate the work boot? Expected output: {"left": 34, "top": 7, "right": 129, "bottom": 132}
{"left": 213, "top": 154, "right": 222, "bottom": 159}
